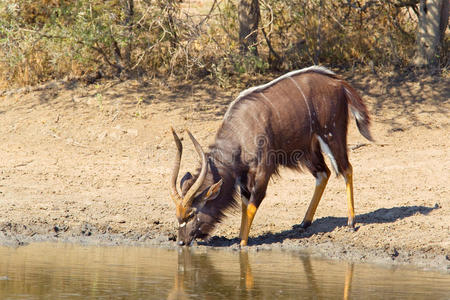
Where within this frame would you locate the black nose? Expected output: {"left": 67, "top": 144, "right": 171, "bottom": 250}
{"left": 178, "top": 240, "right": 185, "bottom": 246}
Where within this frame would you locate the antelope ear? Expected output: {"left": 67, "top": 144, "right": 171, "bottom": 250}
{"left": 180, "top": 172, "right": 193, "bottom": 193}
{"left": 192, "top": 179, "right": 223, "bottom": 211}
{"left": 204, "top": 179, "right": 223, "bottom": 201}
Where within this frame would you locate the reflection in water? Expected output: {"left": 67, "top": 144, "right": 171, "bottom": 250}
{"left": 168, "top": 248, "right": 300, "bottom": 298}
{"left": 343, "top": 263, "right": 354, "bottom": 300}
{"left": 239, "top": 251, "right": 254, "bottom": 290}
{"left": 299, "top": 254, "right": 353, "bottom": 299}
{"left": 167, "top": 248, "right": 449, "bottom": 300}
{"left": 0, "top": 243, "right": 449, "bottom": 299}
{"left": 167, "top": 248, "right": 252, "bottom": 299}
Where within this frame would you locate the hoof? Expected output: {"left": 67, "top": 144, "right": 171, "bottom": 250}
{"left": 347, "top": 219, "right": 355, "bottom": 228}
{"left": 347, "top": 223, "right": 359, "bottom": 232}
{"left": 298, "top": 221, "right": 312, "bottom": 229}
{"left": 347, "top": 226, "right": 356, "bottom": 232}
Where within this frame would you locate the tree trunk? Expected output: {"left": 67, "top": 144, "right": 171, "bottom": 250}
{"left": 123, "top": 0, "right": 134, "bottom": 70}
{"left": 238, "top": 0, "right": 260, "bottom": 55}
{"left": 414, "top": 0, "right": 449, "bottom": 67}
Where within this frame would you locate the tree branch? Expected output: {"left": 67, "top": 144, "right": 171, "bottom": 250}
{"left": 393, "top": 0, "right": 420, "bottom": 8}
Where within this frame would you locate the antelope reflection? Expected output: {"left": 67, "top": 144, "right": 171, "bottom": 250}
{"left": 168, "top": 249, "right": 354, "bottom": 299}
{"left": 300, "top": 255, "right": 354, "bottom": 299}
{"left": 167, "top": 248, "right": 256, "bottom": 299}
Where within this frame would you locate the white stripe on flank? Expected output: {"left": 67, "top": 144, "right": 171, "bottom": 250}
{"left": 224, "top": 65, "right": 335, "bottom": 120}
{"left": 288, "top": 76, "right": 313, "bottom": 134}
{"left": 317, "top": 136, "right": 339, "bottom": 174}
{"left": 259, "top": 92, "right": 282, "bottom": 129}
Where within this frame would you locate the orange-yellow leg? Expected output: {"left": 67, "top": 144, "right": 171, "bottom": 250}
{"left": 240, "top": 201, "right": 248, "bottom": 240}
{"left": 344, "top": 164, "right": 355, "bottom": 228}
{"left": 245, "top": 264, "right": 254, "bottom": 289}
{"left": 239, "top": 251, "right": 254, "bottom": 290}
{"left": 240, "top": 203, "right": 258, "bottom": 246}
{"left": 343, "top": 263, "right": 354, "bottom": 300}
{"left": 300, "top": 169, "right": 330, "bottom": 228}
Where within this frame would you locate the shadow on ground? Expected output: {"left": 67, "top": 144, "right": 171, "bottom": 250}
{"left": 6, "top": 69, "right": 448, "bottom": 126}
{"left": 347, "top": 71, "right": 449, "bottom": 130}
{"left": 204, "top": 205, "right": 439, "bottom": 247}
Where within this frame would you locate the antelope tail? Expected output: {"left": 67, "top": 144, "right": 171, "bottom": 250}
{"left": 342, "top": 81, "right": 374, "bottom": 142}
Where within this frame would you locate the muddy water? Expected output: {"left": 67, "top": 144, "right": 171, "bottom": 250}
{"left": 0, "top": 243, "right": 449, "bottom": 299}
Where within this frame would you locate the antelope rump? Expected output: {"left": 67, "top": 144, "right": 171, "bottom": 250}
{"left": 169, "top": 66, "right": 373, "bottom": 246}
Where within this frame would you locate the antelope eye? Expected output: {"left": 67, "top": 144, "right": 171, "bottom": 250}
{"left": 179, "top": 210, "right": 195, "bottom": 227}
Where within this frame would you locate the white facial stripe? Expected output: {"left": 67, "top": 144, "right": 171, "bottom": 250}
{"left": 317, "top": 136, "right": 339, "bottom": 174}
{"left": 179, "top": 222, "right": 186, "bottom": 228}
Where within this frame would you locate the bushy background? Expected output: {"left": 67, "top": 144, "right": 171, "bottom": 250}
{"left": 0, "top": 0, "right": 447, "bottom": 88}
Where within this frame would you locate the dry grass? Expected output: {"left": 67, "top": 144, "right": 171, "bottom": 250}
{"left": 0, "top": 0, "right": 447, "bottom": 88}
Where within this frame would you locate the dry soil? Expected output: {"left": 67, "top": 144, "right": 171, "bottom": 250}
{"left": 0, "top": 70, "right": 449, "bottom": 272}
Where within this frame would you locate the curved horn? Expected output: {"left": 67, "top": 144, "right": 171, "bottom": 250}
{"left": 170, "top": 127, "right": 183, "bottom": 205}
{"left": 182, "top": 130, "right": 208, "bottom": 208}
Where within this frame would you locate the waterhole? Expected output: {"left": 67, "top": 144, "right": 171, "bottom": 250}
{"left": 0, "top": 243, "right": 449, "bottom": 299}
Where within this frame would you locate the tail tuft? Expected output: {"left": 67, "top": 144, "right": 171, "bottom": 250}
{"left": 342, "top": 81, "right": 374, "bottom": 142}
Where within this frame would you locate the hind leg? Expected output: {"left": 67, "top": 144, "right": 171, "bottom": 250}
{"left": 299, "top": 167, "right": 330, "bottom": 228}
{"left": 318, "top": 133, "right": 356, "bottom": 229}
{"left": 343, "top": 163, "right": 355, "bottom": 228}
{"left": 299, "top": 147, "right": 331, "bottom": 229}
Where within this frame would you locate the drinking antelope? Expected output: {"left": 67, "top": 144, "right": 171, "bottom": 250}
{"left": 169, "top": 66, "right": 373, "bottom": 246}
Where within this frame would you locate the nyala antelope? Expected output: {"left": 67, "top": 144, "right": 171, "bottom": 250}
{"left": 169, "top": 66, "right": 373, "bottom": 246}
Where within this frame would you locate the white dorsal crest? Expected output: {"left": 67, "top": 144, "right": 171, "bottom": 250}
{"left": 224, "top": 65, "right": 335, "bottom": 120}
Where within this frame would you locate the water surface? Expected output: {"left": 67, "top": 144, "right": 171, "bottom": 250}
{"left": 0, "top": 243, "right": 449, "bottom": 299}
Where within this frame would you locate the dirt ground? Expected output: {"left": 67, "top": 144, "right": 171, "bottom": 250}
{"left": 0, "top": 69, "right": 449, "bottom": 272}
